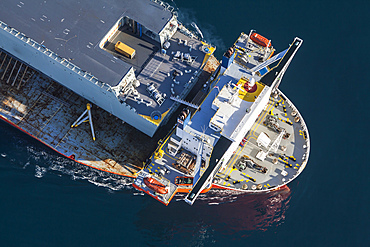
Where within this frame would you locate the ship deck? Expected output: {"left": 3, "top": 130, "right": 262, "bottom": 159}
{"left": 135, "top": 87, "right": 309, "bottom": 203}
{"left": 0, "top": 49, "right": 148, "bottom": 176}
{"left": 108, "top": 27, "right": 209, "bottom": 116}
{"left": 0, "top": 46, "right": 217, "bottom": 177}
{"left": 214, "top": 91, "right": 309, "bottom": 191}
{"left": 132, "top": 34, "right": 309, "bottom": 205}
{"left": 0, "top": 0, "right": 173, "bottom": 86}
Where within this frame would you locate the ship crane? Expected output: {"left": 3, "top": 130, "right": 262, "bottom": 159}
{"left": 256, "top": 129, "right": 285, "bottom": 161}
{"left": 71, "top": 103, "right": 96, "bottom": 141}
{"left": 269, "top": 129, "right": 285, "bottom": 153}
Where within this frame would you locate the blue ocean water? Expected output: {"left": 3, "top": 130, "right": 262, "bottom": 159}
{"left": 0, "top": 0, "right": 368, "bottom": 246}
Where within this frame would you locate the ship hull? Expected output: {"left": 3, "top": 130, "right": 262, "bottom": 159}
{"left": 0, "top": 114, "right": 137, "bottom": 178}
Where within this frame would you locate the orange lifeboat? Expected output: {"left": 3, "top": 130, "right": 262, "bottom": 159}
{"left": 250, "top": 33, "right": 271, "bottom": 47}
{"left": 144, "top": 177, "right": 168, "bottom": 194}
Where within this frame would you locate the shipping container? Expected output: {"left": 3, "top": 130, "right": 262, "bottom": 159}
{"left": 115, "top": 41, "right": 136, "bottom": 59}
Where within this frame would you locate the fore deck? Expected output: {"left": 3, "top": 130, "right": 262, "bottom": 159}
{"left": 214, "top": 90, "right": 310, "bottom": 191}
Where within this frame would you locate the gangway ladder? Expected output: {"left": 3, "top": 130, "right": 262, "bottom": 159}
{"left": 170, "top": 96, "right": 200, "bottom": 110}
{"left": 71, "top": 103, "right": 96, "bottom": 141}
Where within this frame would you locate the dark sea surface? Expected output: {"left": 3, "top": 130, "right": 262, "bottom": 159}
{"left": 0, "top": 0, "right": 368, "bottom": 246}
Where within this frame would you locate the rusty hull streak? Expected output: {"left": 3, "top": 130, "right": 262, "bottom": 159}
{"left": 0, "top": 50, "right": 156, "bottom": 177}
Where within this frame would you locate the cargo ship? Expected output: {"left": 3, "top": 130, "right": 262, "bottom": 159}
{"left": 0, "top": 0, "right": 310, "bottom": 205}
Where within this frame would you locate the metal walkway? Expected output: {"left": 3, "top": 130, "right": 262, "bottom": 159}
{"left": 185, "top": 136, "right": 232, "bottom": 205}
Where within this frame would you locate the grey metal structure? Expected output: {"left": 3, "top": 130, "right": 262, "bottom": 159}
{"left": 0, "top": 0, "right": 213, "bottom": 137}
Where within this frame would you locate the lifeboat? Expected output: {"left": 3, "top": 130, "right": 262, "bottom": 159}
{"left": 144, "top": 177, "right": 168, "bottom": 194}
{"left": 250, "top": 33, "right": 271, "bottom": 47}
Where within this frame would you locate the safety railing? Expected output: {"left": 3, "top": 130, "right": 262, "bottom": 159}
{"left": 0, "top": 20, "right": 113, "bottom": 93}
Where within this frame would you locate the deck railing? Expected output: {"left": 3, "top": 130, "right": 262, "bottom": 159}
{"left": 277, "top": 89, "right": 310, "bottom": 174}
{"left": 151, "top": 0, "right": 178, "bottom": 17}
{"left": 0, "top": 20, "right": 113, "bottom": 93}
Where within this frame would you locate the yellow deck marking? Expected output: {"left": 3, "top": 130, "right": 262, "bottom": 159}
{"left": 227, "top": 183, "right": 231, "bottom": 186}
{"left": 201, "top": 42, "right": 216, "bottom": 66}
{"left": 218, "top": 98, "right": 274, "bottom": 178}
{"left": 240, "top": 179, "right": 244, "bottom": 181}
{"left": 267, "top": 184, "right": 271, "bottom": 187}
{"left": 139, "top": 109, "right": 170, "bottom": 126}
{"left": 237, "top": 81, "right": 265, "bottom": 102}
{"left": 164, "top": 152, "right": 176, "bottom": 161}
{"left": 155, "top": 170, "right": 158, "bottom": 172}
{"left": 223, "top": 182, "right": 226, "bottom": 185}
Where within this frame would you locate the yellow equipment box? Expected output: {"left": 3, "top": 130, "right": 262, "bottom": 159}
{"left": 115, "top": 41, "right": 135, "bottom": 59}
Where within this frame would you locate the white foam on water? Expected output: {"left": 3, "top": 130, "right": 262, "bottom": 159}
{"left": 24, "top": 143, "right": 135, "bottom": 192}
{"left": 35, "top": 165, "right": 47, "bottom": 178}
{"left": 133, "top": 192, "right": 144, "bottom": 196}
{"left": 177, "top": 8, "right": 226, "bottom": 54}
{"left": 23, "top": 161, "right": 30, "bottom": 169}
